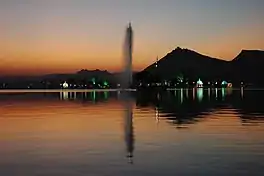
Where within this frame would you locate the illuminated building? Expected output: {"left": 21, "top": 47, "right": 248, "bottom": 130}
{"left": 196, "top": 78, "right": 203, "bottom": 88}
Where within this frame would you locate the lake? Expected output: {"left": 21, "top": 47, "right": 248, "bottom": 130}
{"left": 0, "top": 88, "right": 263, "bottom": 176}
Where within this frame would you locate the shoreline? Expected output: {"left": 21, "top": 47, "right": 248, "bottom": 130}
{"left": 0, "top": 89, "right": 137, "bottom": 93}
{"left": 0, "top": 87, "right": 264, "bottom": 93}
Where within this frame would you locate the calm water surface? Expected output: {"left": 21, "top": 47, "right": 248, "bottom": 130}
{"left": 0, "top": 89, "right": 263, "bottom": 176}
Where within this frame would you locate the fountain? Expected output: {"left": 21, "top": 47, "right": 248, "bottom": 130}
{"left": 121, "top": 23, "right": 133, "bottom": 89}
{"left": 120, "top": 23, "right": 135, "bottom": 163}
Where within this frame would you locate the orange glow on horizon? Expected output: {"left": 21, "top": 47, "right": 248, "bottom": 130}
{"left": 1, "top": 0, "right": 264, "bottom": 76}
{"left": 1, "top": 23, "right": 264, "bottom": 76}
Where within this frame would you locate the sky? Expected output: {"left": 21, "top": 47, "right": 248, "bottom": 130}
{"left": 1, "top": 0, "right": 264, "bottom": 75}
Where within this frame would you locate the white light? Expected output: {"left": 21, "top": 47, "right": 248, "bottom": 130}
{"left": 62, "top": 81, "right": 69, "bottom": 89}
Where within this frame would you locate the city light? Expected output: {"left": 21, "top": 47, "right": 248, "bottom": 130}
{"left": 62, "top": 81, "right": 69, "bottom": 89}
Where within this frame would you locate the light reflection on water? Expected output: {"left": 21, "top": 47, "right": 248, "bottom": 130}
{"left": 0, "top": 88, "right": 264, "bottom": 176}
{"left": 197, "top": 88, "right": 203, "bottom": 102}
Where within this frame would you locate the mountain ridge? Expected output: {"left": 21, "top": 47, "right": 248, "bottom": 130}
{"left": 137, "top": 47, "right": 264, "bottom": 86}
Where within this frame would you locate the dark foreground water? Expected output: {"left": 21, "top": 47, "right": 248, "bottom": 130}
{"left": 0, "top": 88, "right": 263, "bottom": 176}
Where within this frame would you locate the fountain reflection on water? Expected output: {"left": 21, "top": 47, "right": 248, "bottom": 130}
{"left": 124, "top": 94, "right": 134, "bottom": 164}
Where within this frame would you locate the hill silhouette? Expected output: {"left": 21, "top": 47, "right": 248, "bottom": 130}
{"left": 136, "top": 47, "right": 228, "bottom": 83}
{"left": 136, "top": 47, "right": 264, "bottom": 86}
{"left": 0, "top": 69, "right": 117, "bottom": 89}
{"left": 231, "top": 50, "right": 264, "bottom": 85}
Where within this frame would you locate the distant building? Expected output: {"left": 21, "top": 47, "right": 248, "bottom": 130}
{"left": 196, "top": 78, "right": 203, "bottom": 88}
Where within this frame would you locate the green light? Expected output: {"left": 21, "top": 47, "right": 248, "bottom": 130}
{"left": 177, "top": 74, "right": 184, "bottom": 83}
{"left": 197, "top": 78, "right": 203, "bottom": 85}
{"left": 221, "top": 81, "right": 228, "bottom": 85}
{"left": 222, "top": 88, "right": 226, "bottom": 100}
{"left": 104, "top": 91, "right": 109, "bottom": 99}
{"left": 92, "top": 91, "right": 96, "bottom": 101}
{"left": 92, "top": 78, "right": 96, "bottom": 85}
{"left": 103, "top": 81, "right": 108, "bottom": 86}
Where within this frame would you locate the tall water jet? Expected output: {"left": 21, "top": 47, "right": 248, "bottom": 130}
{"left": 122, "top": 23, "right": 133, "bottom": 89}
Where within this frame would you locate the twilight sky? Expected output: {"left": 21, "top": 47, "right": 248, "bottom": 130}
{"left": 1, "top": 0, "right": 264, "bottom": 75}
